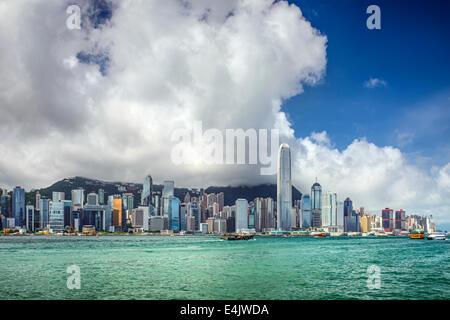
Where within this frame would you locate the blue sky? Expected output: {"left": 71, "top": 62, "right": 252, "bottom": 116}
{"left": 284, "top": 0, "right": 450, "bottom": 168}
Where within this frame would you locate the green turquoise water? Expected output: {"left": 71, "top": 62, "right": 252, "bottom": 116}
{"left": 0, "top": 235, "right": 448, "bottom": 300}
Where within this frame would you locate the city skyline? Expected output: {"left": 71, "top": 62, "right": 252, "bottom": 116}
{"left": 0, "top": 1, "right": 448, "bottom": 232}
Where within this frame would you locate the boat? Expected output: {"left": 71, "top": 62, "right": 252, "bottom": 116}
{"left": 426, "top": 232, "right": 447, "bottom": 240}
{"left": 310, "top": 231, "right": 326, "bottom": 237}
{"left": 221, "top": 234, "right": 254, "bottom": 241}
{"left": 409, "top": 230, "right": 425, "bottom": 239}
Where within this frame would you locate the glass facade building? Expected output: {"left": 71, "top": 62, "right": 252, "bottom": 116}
{"left": 12, "top": 187, "right": 25, "bottom": 227}
{"left": 277, "top": 144, "right": 292, "bottom": 231}
{"left": 301, "top": 194, "right": 312, "bottom": 229}
{"left": 49, "top": 201, "right": 65, "bottom": 232}
{"left": 168, "top": 196, "right": 180, "bottom": 231}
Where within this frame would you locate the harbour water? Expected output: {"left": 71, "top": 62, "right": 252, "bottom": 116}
{"left": 0, "top": 236, "right": 448, "bottom": 300}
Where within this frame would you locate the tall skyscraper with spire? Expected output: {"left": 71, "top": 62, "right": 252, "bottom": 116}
{"left": 277, "top": 144, "right": 292, "bottom": 231}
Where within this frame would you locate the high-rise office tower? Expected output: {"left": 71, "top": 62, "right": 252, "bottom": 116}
{"left": 26, "top": 204, "right": 34, "bottom": 231}
{"left": 301, "top": 194, "right": 312, "bottom": 229}
{"left": 217, "top": 192, "right": 224, "bottom": 213}
{"left": 1, "top": 194, "right": 11, "bottom": 218}
{"left": 163, "top": 180, "right": 174, "bottom": 198}
{"left": 52, "top": 192, "right": 65, "bottom": 202}
{"left": 168, "top": 196, "right": 180, "bottom": 231}
{"left": 184, "top": 192, "right": 191, "bottom": 204}
{"left": 12, "top": 186, "right": 25, "bottom": 227}
{"left": 180, "top": 203, "right": 186, "bottom": 231}
{"left": 395, "top": 209, "right": 406, "bottom": 230}
{"left": 277, "top": 144, "right": 292, "bottom": 231}
{"left": 343, "top": 197, "right": 353, "bottom": 232}
{"left": 71, "top": 189, "right": 84, "bottom": 210}
{"left": 142, "top": 175, "right": 153, "bottom": 205}
{"left": 39, "top": 198, "right": 50, "bottom": 230}
{"left": 87, "top": 192, "right": 99, "bottom": 206}
{"left": 235, "top": 198, "right": 248, "bottom": 233}
{"left": 49, "top": 201, "right": 65, "bottom": 232}
{"left": 188, "top": 200, "right": 201, "bottom": 231}
{"left": 382, "top": 208, "right": 394, "bottom": 230}
{"left": 98, "top": 189, "right": 105, "bottom": 205}
{"left": 112, "top": 196, "right": 123, "bottom": 229}
{"left": 311, "top": 181, "right": 322, "bottom": 225}
{"left": 35, "top": 191, "right": 41, "bottom": 211}
{"left": 321, "top": 192, "right": 337, "bottom": 227}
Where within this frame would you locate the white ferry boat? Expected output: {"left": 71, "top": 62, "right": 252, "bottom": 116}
{"left": 426, "top": 232, "right": 447, "bottom": 240}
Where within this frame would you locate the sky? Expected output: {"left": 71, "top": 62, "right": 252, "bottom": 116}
{"left": 0, "top": 0, "right": 449, "bottom": 229}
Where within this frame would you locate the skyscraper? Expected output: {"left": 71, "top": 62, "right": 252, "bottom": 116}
{"left": 39, "top": 198, "right": 50, "bottom": 230}
{"left": 311, "top": 181, "right": 322, "bottom": 226}
{"left": 52, "top": 192, "right": 65, "bottom": 202}
{"left": 168, "top": 196, "right": 180, "bottom": 231}
{"left": 98, "top": 189, "right": 105, "bottom": 205}
{"left": 142, "top": 175, "right": 153, "bottom": 205}
{"left": 12, "top": 186, "right": 25, "bottom": 227}
{"left": 321, "top": 192, "right": 337, "bottom": 227}
{"left": 235, "top": 198, "right": 248, "bottom": 233}
{"left": 343, "top": 197, "right": 353, "bottom": 232}
{"left": 277, "top": 144, "right": 292, "bottom": 231}
{"left": 71, "top": 189, "right": 84, "bottom": 210}
{"left": 301, "top": 194, "right": 312, "bottom": 229}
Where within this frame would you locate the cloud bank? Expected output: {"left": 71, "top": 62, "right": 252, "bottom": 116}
{"left": 0, "top": 0, "right": 448, "bottom": 226}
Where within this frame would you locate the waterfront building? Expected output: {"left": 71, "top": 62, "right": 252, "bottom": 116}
{"left": 226, "top": 216, "right": 235, "bottom": 233}
{"left": 26, "top": 204, "right": 34, "bottom": 232}
{"left": 87, "top": 192, "right": 99, "bottom": 206}
{"left": 35, "top": 191, "right": 41, "bottom": 211}
{"left": 186, "top": 215, "right": 195, "bottom": 232}
{"left": 311, "top": 181, "right": 322, "bottom": 225}
{"left": 254, "top": 198, "right": 263, "bottom": 232}
{"left": 207, "top": 217, "right": 215, "bottom": 233}
{"left": 337, "top": 201, "right": 344, "bottom": 230}
{"left": 321, "top": 192, "right": 337, "bottom": 227}
{"left": 301, "top": 194, "right": 312, "bottom": 229}
{"left": 200, "top": 223, "right": 208, "bottom": 234}
{"left": 360, "top": 214, "right": 370, "bottom": 233}
{"left": 343, "top": 197, "right": 354, "bottom": 232}
{"left": 62, "top": 200, "right": 72, "bottom": 229}
{"left": 12, "top": 186, "right": 25, "bottom": 227}
{"left": 168, "top": 196, "right": 180, "bottom": 231}
{"left": 214, "top": 218, "right": 227, "bottom": 234}
{"left": 264, "top": 198, "right": 275, "bottom": 230}
{"left": 39, "top": 198, "right": 50, "bottom": 230}
{"left": 180, "top": 203, "right": 186, "bottom": 231}
{"left": 52, "top": 192, "right": 65, "bottom": 202}
{"left": 112, "top": 196, "right": 123, "bottom": 229}
{"left": 71, "top": 189, "right": 84, "bottom": 210}
{"left": 149, "top": 216, "right": 164, "bottom": 231}
{"left": 248, "top": 202, "right": 255, "bottom": 229}
{"left": 291, "top": 207, "right": 299, "bottom": 229}
{"left": 162, "top": 180, "right": 175, "bottom": 217}
{"left": 235, "top": 198, "right": 249, "bottom": 233}
{"left": 49, "top": 201, "right": 65, "bottom": 232}
{"left": 277, "top": 144, "right": 292, "bottom": 231}
{"left": 98, "top": 188, "right": 105, "bottom": 205}
{"left": 188, "top": 200, "right": 201, "bottom": 231}
{"left": 131, "top": 206, "right": 150, "bottom": 231}
{"left": 142, "top": 175, "right": 153, "bottom": 205}
{"left": 217, "top": 192, "right": 224, "bottom": 213}
{"left": 0, "top": 194, "right": 11, "bottom": 218}
{"left": 382, "top": 208, "right": 394, "bottom": 231}
{"left": 312, "top": 209, "right": 321, "bottom": 227}
{"left": 395, "top": 209, "right": 406, "bottom": 230}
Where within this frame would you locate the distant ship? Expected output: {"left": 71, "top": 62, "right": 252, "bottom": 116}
{"left": 409, "top": 230, "right": 425, "bottom": 239}
{"left": 221, "top": 234, "right": 254, "bottom": 241}
{"left": 310, "top": 231, "right": 326, "bottom": 237}
{"left": 426, "top": 232, "right": 447, "bottom": 240}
